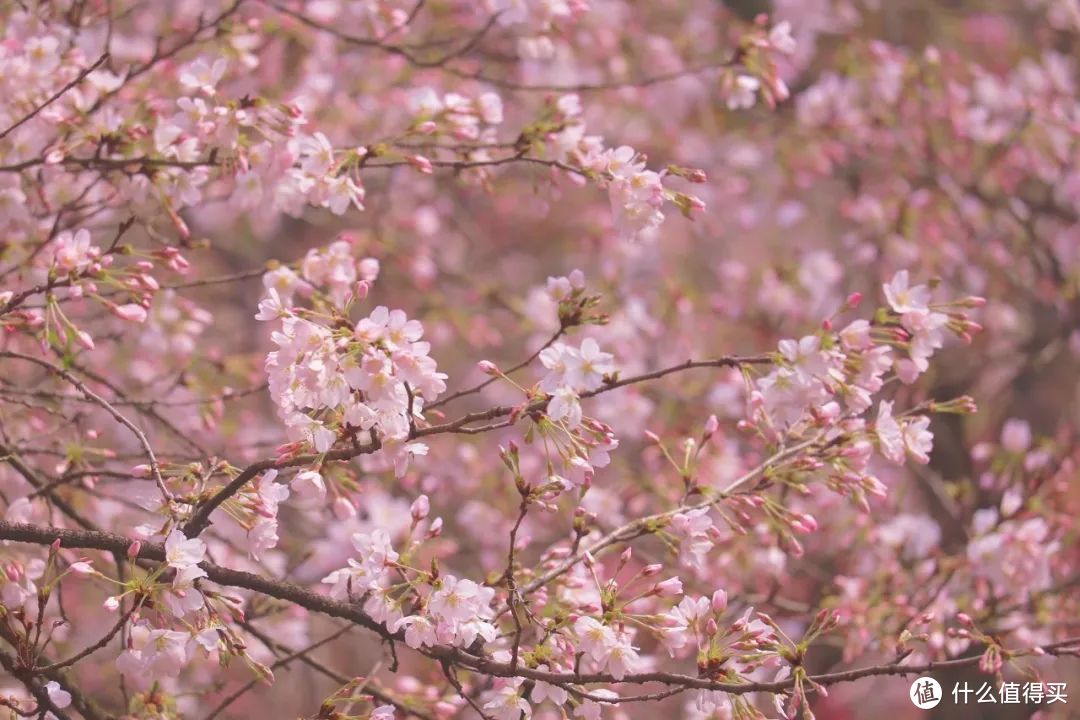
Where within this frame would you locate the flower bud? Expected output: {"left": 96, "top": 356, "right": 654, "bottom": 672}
{"left": 411, "top": 494, "right": 431, "bottom": 521}
{"left": 112, "top": 303, "right": 148, "bottom": 323}
{"left": 70, "top": 561, "right": 94, "bottom": 574}
{"left": 711, "top": 589, "right": 728, "bottom": 613}
{"left": 408, "top": 154, "right": 434, "bottom": 174}
{"left": 333, "top": 497, "right": 357, "bottom": 520}
{"left": 702, "top": 414, "right": 720, "bottom": 441}
{"left": 654, "top": 577, "right": 683, "bottom": 597}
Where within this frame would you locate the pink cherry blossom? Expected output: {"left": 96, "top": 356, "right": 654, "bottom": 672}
{"left": 0, "top": 3, "right": 1074, "bottom": 718}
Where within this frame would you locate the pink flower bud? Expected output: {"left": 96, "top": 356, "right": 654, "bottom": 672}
{"left": 654, "top": 577, "right": 683, "bottom": 597}
{"left": 704, "top": 617, "right": 718, "bottom": 636}
{"left": 711, "top": 589, "right": 728, "bottom": 613}
{"left": 169, "top": 254, "right": 191, "bottom": 273}
{"left": 353, "top": 280, "right": 370, "bottom": 300}
{"left": 845, "top": 292, "right": 863, "bottom": 309}
{"left": 408, "top": 154, "right": 434, "bottom": 174}
{"left": 103, "top": 596, "right": 120, "bottom": 611}
{"left": 478, "top": 360, "right": 499, "bottom": 375}
{"left": 642, "top": 563, "right": 662, "bottom": 576}
{"left": 411, "top": 494, "right": 431, "bottom": 521}
{"left": 76, "top": 330, "right": 95, "bottom": 350}
{"left": 127, "top": 541, "right": 141, "bottom": 560}
{"left": 5, "top": 563, "right": 22, "bottom": 582}
{"left": 702, "top": 414, "right": 719, "bottom": 440}
{"left": 131, "top": 464, "right": 151, "bottom": 478}
{"left": 113, "top": 303, "right": 148, "bottom": 323}
{"left": 332, "top": 497, "right": 356, "bottom": 520}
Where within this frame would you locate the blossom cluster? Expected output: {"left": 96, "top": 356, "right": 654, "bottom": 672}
{"left": 260, "top": 241, "right": 446, "bottom": 463}
{"left": 0, "top": 1, "right": 1077, "bottom": 719}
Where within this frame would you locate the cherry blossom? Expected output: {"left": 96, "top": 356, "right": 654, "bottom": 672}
{"left": 0, "top": 2, "right": 1075, "bottom": 718}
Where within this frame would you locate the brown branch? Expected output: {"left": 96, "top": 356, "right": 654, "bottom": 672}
{"left": 2, "top": 520, "right": 1079, "bottom": 696}
{"left": 0, "top": 54, "right": 109, "bottom": 142}
{"left": 517, "top": 432, "right": 826, "bottom": 597}
{"left": 37, "top": 606, "right": 136, "bottom": 672}
{"left": 0, "top": 649, "right": 76, "bottom": 720}
{"left": 0, "top": 442, "right": 97, "bottom": 531}
{"left": 460, "top": 58, "right": 740, "bottom": 93}
{"left": 416, "top": 354, "right": 771, "bottom": 437}
{"left": 428, "top": 327, "right": 565, "bottom": 410}
{"left": 185, "top": 356, "right": 766, "bottom": 538}
{"left": 181, "top": 435, "right": 381, "bottom": 537}
{"left": 241, "top": 622, "right": 432, "bottom": 720}
{"left": 266, "top": 2, "right": 502, "bottom": 69}
{"left": 266, "top": 1, "right": 738, "bottom": 93}
{"left": 202, "top": 626, "right": 352, "bottom": 720}
{"left": 0, "top": 351, "right": 172, "bottom": 504}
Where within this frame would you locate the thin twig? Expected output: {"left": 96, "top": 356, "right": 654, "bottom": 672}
{"left": 0, "top": 54, "right": 109, "bottom": 142}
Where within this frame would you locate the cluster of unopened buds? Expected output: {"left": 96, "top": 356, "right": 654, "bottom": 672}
{"left": 0, "top": 224, "right": 199, "bottom": 354}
